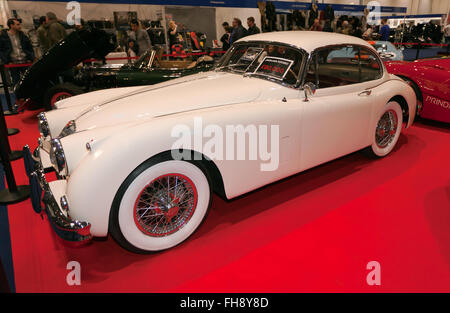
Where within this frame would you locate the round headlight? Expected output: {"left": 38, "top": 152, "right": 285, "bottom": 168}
{"left": 49, "top": 138, "right": 67, "bottom": 175}
{"left": 37, "top": 112, "right": 50, "bottom": 137}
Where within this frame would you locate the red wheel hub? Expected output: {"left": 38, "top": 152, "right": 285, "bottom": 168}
{"left": 133, "top": 173, "right": 198, "bottom": 237}
{"left": 50, "top": 92, "right": 73, "bottom": 106}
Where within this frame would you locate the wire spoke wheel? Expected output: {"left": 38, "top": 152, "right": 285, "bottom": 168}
{"left": 375, "top": 109, "right": 398, "bottom": 148}
{"left": 133, "top": 173, "right": 198, "bottom": 237}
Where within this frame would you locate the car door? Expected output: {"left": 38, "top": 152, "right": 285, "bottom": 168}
{"left": 299, "top": 45, "right": 384, "bottom": 171}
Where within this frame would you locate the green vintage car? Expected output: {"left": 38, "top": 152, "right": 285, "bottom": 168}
{"left": 66, "top": 50, "right": 215, "bottom": 104}
{"left": 14, "top": 27, "right": 215, "bottom": 110}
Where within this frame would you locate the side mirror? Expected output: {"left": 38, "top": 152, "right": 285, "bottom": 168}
{"left": 302, "top": 82, "right": 316, "bottom": 102}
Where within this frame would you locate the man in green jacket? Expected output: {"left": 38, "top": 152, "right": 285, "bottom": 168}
{"left": 37, "top": 16, "right": 49, "bottom": 54}
{"left": 45, "top": 12, "right": 66, "bottom": 49}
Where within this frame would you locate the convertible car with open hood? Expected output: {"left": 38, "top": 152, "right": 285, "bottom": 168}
{"left": 14, "top": 27, "right": 214, "bottom": 110}
{"left": 24, "top": 32, "right": 416, "bottom": 253}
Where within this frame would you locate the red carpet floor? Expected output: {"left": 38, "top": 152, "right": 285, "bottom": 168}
{"left": 4, "top": 109, "right": 450, "bottom": 292}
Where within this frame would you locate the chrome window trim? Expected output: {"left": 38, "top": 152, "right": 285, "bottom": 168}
{"left": 302, "top": 43, "right": 384, "bottom": 89}
{"left": 216, "top": 40, "right": 308, "bottom": 89}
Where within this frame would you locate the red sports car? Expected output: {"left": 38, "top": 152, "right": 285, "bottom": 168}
{"left": 385, "top": 58, "right": 450, "bottom": 123}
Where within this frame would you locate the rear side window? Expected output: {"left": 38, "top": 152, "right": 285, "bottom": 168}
{"left": 304, "top": 45, "right": 383, "bottom": 89}
{"left": 359, "top": 47, "right": 383, "bottom": 82}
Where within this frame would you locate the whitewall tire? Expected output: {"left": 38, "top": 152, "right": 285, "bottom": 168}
{"left": 367, "top": 101, "right": 403, "bottom": 158}
{"left": 110, "top": 157, "right": 211, "bottom": 253}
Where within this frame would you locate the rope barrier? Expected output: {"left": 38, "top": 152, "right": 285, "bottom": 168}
{"left": 392, "top": 42, "right": 449, "bottom": 47}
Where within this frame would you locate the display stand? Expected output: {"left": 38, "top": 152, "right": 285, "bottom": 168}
{"left": 0, "top": 89, "right": 29, "bottom": 204}
{"left": 0, "top": 106, "right": 23, "bottom": 161}
{"left": 0, "top": 63, "right": 18, "bottom": 116}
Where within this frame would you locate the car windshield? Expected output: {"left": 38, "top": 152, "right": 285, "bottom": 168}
{"left": 131, "top": 50, "right": 152, "bottom": 69}
{"left": 216, "top": 42, "right": 305, "bottom": 86}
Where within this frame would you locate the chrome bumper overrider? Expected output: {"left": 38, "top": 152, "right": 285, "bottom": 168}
{"left": 23, "top": 145, "right": 92, "bottom": 243}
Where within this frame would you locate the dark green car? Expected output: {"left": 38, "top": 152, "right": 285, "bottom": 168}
{"left": 71, "top": 50, "right": 214, "bottom": 97}
{"left": 14, "top": 27, "right": 215, "bottom": 110}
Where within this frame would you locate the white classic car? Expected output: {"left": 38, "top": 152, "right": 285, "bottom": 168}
{"left": 24, "top": 32, "right": 416, "bottom": 252}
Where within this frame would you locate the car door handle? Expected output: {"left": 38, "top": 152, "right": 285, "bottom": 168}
{"left": 358, "top": 90, "right": 372, "bottom": 96}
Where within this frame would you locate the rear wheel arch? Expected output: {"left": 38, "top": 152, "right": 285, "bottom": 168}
{"left": 396, "top": 75, "right": 423, "bottom": 114}
{"left": 389, "top": 95, "right": 409, "bottom": 124}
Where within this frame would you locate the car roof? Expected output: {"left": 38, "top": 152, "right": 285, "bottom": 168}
{"left": 236, "top": 31, "right": 376, "bottom": 53}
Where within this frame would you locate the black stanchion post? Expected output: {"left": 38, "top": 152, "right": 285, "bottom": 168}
{"left": 0, "top": 109, "right": 30, "bottom": 204}
{"left": 0, "top": 63, "right": 17, "bottom": 116}
{"left": 0, "top": 101, "right": 23, "bottom": 161}
{"left": 0, "top": 97, "right": 19, "bottom": 137}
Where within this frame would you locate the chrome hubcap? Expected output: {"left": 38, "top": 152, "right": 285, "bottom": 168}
{"left": 376, "top": 109, "right": 398, "bottom": 148}
{"left": 134, "top": 174, "right": 197, "bottom": 237}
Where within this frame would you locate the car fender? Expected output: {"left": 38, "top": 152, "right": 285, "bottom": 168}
{"left": 377, "top": 76, "right": 416, "bottom": 128}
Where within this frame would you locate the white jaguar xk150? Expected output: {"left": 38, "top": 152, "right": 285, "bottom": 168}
{"left": 24, "top": 32, "right": 416, "bottom": 252}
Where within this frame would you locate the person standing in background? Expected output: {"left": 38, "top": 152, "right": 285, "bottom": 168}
{"left": 127, "top": 39, "right": 138, "bottom": 59}
{"left": 324, "top": 4, "right": 334, "bottom": 22}
{"left": 0, "top": 18, "right": 34, "bottom": 85}
{"left": 220, "top": 22, "right": 231, "bottom": 51}
{"left": 168, "top": 20, "right": 179, "bottom": 53}
{"left": 246, "top": 17, "right": 260, "bottom": 36}
{"left": 308, "top": 3, "right": 319, "bottom": 29}
{"left": 37, "top": 16, "right": 49, "bottom": 54}
{"left": 45, "top": 12, "right": 66, "bottom": 49}
{"left": 379, "top": 19, "right": 390, "bottom": 41}
{"left": 229, "top": 18, "right": 246, "bottom": 45}
{"left": 131, "top": 19, "right": 152, "bottom": 56}
{"left": 444, "top": 23, "right": 450, "bottom": 44}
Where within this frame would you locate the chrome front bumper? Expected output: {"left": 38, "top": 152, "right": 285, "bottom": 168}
{"left": 23, "top": 145, "right": 92, "bottom": 243}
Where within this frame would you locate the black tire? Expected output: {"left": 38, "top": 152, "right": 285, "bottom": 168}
{"left": 43, "top": 83, "right": 84, "bottom": 110}
{"left": 109, "top": 153, "right": 213, "bottom": 254}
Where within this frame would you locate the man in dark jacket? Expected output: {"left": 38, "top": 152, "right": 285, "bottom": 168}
{"left": 220, "top": 22, "right": 231, "bottom": 51}
{"left": 247, "top": 17, "right": 261, "bottom": 36}
{"left": 0, "top": 18, "right": 34, "bottom": 85}
{"left": 230, "top": 18, "right": 247, "bottom": 45}
{"left": 45, "top": 12, "right": 67, "bottom": 49}
{"left": 324, "top": 5, "right": 335, "bottom": 21}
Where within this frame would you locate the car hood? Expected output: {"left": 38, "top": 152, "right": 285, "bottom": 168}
{"left": 14, "top": 27, "right": 115, "bottom": 100}
{"left": 50, "top": 71, "right": 277, "bottom": 135}
{"left": 386, "top": 58, "right": 450, "bottom": 70}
